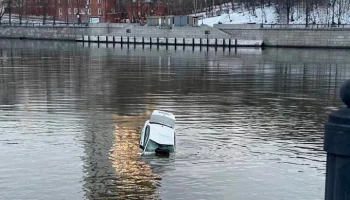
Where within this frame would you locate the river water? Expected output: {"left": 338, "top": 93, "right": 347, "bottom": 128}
{"left": 0, "top": 40, "right": 348, "bottom": 200}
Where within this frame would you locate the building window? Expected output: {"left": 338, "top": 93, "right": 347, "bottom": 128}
{"left": 74, "top": 8, "right": 77, "bottom": 14}
{"left": 98, "top": 8, "right": 101, "bottom": 15}
{"left": 68, "top": 8, "right": 71, "bottom": 14}
{"left": 87, "top": 8, "right": 91, "bottom": 14}
{"left": 81, "top": 9, "right": 85, "bottom": 14}
{"left": 97, "top": 0, "right": 101, "bottom": 3}
{"left": 111, "top": 8, "right": 115, "bottom": 13}
{"left": 59, "top": 8, "right": 62, "bottom": 16}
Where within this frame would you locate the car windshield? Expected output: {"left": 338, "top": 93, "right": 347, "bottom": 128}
{"left": 145, "top": 139, "right": 174, "bottom": 153}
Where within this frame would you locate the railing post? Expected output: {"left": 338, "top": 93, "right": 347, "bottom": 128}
{"left": 324, "top": 79, "right": 350, "bottom": 200}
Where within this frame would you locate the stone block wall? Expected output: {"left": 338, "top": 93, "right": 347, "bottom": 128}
{"left": 0, "top": 23, "right": 230, "bottom": 41}
{"left": 109, "top": 24, "right": 232, "bottom": 39}
{"left": 216, "top": 24, "right": 350, "bottom": 48}
{"left": 0, "top": 23, "right": 128, "bottom": 40}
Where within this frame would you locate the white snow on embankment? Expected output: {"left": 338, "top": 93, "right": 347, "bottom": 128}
{"left": 199, "top": 4, "right": 350, "bottom": 26}
{"left": 1, "top": 14, "right": 63, "bottom": 24}
{"left": 199, "top": 6, "right": 278, "bottom": 26}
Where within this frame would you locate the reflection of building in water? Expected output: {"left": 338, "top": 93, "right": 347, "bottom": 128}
{"left": 109, "top": 105, "right": 161, "bottom": 199}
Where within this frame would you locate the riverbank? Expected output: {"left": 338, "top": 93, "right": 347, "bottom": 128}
{"left": 1, "top": 23, "right": 349, "bottom": 48}
{"left": 0, "top": 23, "right": 262, "bottom": 47}
{"left": 215, "top": 24, "right": 350, "bottom": 48}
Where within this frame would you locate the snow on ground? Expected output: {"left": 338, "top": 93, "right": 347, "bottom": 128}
{"left": 200, "top": 6, "right": 278, "bottom": 26}
{"left": 289, "top": 6, "right": 350, "bottom": 25}
{"left": 2, "top": 3, "right": 350, "bottom": 26}
{"left": 1, "top": 14, "right": 63, "bottom": 24}
{"left": 199, "top": 4, "right": 350, "bottom": 26}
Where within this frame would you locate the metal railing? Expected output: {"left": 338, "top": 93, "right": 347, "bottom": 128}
{"left": 261, "top": 23, "right": 350, "bottom": 29}
{"left": 0, "top": 22, "right": 89, "bottom": 27}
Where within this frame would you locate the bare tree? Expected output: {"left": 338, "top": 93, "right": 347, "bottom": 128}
{"left": 52, "top": 0, "right": 58, "bottom": 24}
{"left": 286, "top": 0, "right": 291, "bottom": 24}
{"left": 305, "top": 0, "right": 309, "bottom": 26}
{"left": 336, "top": 0, "right": 346, "bottom": 25}
{"left": 329, "top": 0, "right": 336, "bottom": 24}
{"left": 2, "top": 0, "right": 338, "bottom": 25}
{"left": 0, "top": 0, "right": 6, "bottom": 23}
{"left": 194, "top": 0, "right": 198, "bottom": 15}
{"left": 113, "top": 0, "right": 125, "bottom": 20}
{"left": 40, "top": 0, "right": 49, "bottom": 24}
{"left": 8, "top": 0, "right": 12, "bottom": 24}
{"left": 165, "top": 0, "right": 174, "bottom": 15}
{"left": 13, "top": 0, "right": 25, "bottom": 24}
{"left": 64, "top": 0, "right": 69, "bottom": 23}
{"left": 128, "top": 0, "right": 134, "bottom": 21}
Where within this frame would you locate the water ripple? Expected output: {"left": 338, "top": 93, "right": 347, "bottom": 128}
{"left": 0, "top": 40, "right": 346, "bottom": 200}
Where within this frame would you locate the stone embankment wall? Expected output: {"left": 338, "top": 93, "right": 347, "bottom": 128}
{"left": 1, "top": 23, "right": 350, "bottom": 48}
{"left": 0, "top": 23, "right": 230, "bottom": 40}
{"left": 0, "top": 23, "right": 263, "bottom": 47}
{"left": 215, "top": 24, "right": 350, "bottom": 48}
{"left": 0, "top": 23, "right": 128, "bottom": 40}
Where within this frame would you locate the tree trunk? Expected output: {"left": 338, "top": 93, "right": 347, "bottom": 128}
{"left": 286, "top": 2, "right": 290, "bottom": 24}
{"left": 43, "top": 6, "right": 47, "bottom": 24}
{"left": 331, "top": 0, "right": 335, "bottom": 25}
{"left": 0, "top": 1, "right": 5, "bottom": 24}
{"left": 53, "top": 0, "right": 57, "bottom": 25}
{"left": 19, "top": 8, "right": 22, "bottom": 24}
{"left": 8, "top": 0, "right": 12, "bottom": 25}
{"left": 338, "top": 0, "right": 342, "bottom": 25}
{"left": 19, "top": 0, "right": 24, "bottom": 24}
{"left": 213, "top": 0, "right": 215, "bottom": 16}
{"left": 305, "top": 1, "right": 309, "bottom": 27}
{"left": 194, "top": 0, "right": 197, "bottom": 16}
{"left": 65, "top": 0, "right": 69, "bottom": 23}
{"left": 204, "top": 0, "right": 208, "bottom": 17}
{"left": 167, "top": 1, "right": 170, "bottom": 15}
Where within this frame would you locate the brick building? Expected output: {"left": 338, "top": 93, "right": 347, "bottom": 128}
{"left": 55, "top": 0, "right": 167, "bottom": 23}
{"left": 124, "top": 0, "right": 167, "bottom": 23}
{"left": 55, "top": 0, "right": 111, "bottom": 23}
{"left": 8, "top": 0, "right": 168, "bottom": 23}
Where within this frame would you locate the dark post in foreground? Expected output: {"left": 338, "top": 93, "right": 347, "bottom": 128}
{"left": 324, "top": 80, "right": 350, "bottom": 200}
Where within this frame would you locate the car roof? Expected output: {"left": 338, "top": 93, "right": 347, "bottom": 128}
{"left": 149, "top": 110, "right": 175, "bottom": 128}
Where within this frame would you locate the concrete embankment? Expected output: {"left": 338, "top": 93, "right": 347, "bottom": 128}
{"left": 2, "top": 22, "right": 349, "bottom": 48}
{"left": 215, "top": 24, "right": 350, "bottom": 48}
{"left": 0, "top": 23, "right": 127, "bottom": 41}
{"left": 0, "top": 23, "right": 263, "bottom": 47}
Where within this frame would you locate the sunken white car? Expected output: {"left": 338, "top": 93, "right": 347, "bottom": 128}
{"left": 139, "top": 110, "right": 176, "bottom": 155}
